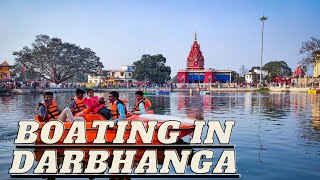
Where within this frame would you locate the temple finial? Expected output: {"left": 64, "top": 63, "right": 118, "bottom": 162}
{"left": 195, "top": 32, "right": 197, "bottom": 41}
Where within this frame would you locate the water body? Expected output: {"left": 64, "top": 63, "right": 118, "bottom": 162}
{"left": 0, "top": 92, "right": 320, "bottom": 180}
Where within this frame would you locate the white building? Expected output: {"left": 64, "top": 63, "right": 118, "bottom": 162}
{"left": 107, "top": 65, "right": 136, "bottom": 83}
{"left": 87, "top": 74, "right": 104, "bottom": 85}
{"left": 245, "top": 69, "right": 269, "bottom": 84}
{"left": 87, "top": 65, "right": 137, "bottom": 84}
{"left": 245, "top": 72, "right": 258, "bottom": 84}
{"left": 253, "top": 69, "right": 268, "bottom": 77}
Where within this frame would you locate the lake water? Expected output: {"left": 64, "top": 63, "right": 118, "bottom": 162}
{"left": 0, "top": 92, "right": 320, "bottom": 180}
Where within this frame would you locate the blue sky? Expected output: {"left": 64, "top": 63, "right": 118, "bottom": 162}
{"left": 1, "top": 0, "right": 319, "bottom": 76}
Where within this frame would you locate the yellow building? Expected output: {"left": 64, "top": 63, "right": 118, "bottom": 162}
{"left": 0, "top": 60, "right": 10, "bottom": 80}
{"left": 313, "top": 51, "right": 320, "bottom": 77}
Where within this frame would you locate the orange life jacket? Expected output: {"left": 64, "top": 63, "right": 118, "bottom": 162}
{"left": 36, "top": 100, "right": 60, "bottom": 122}
{"left": 132, "top": 98, "right": 152, "bottom": 112}
{"left": 68, "top": 97, "right": 86, "bottom": 113}
{"left": 110, "top": 99, "right": 128, "bottom": 120}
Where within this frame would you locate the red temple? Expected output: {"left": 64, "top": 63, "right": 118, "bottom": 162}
{"left": 187, "top": 34, "right": 204, "bottom": 70}
{"left": 292, "top": 65, "right": 305, "bottom": 77}
{"left": 177, "top": 33, "right": 232, "bottom": 84}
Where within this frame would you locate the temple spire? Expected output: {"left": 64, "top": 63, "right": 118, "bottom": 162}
{"left": 187, "top": 33, "right": 204, "bottom": 70}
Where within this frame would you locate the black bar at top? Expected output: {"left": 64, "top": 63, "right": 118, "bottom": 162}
{"left": 15, "top": 144, "right": 235, "bottom": 149}
{"left": 11, "top": 174, "right": 241, "bottom": 178}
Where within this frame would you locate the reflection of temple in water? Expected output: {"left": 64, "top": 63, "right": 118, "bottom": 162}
{"left": 172, "top": 92, "right": 245, "bottom": 120}
{"left": 174, "top": 93, "right": 204, "bottom": 120}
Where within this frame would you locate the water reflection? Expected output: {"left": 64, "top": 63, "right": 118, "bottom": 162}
{"left": 1, "top": 92, "right": 320, "bottom": 180}
{"left": 311, "top": 95, "right": 320, "bottom": 131}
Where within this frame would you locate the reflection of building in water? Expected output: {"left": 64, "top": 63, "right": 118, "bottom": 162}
{"left": 244, "top": 92, "right": 253, "bottom": 112}
{"left": 177, "top": 94, "right": 188, "bottom": 114}
{"left": 175, "top": 94, "right": 204, "bottom": 120}
{"left": 259, "top": 93, "right": 291, "bottom": 119}
{"left": 202, "top": 95, "right": 212, "bottom": 113}
{"left": 311, "top": 95, "right": 320, "bottom": 131}
{"left": 292, "top": 94, "right": 320, "bottom": 143}
{"left": 153, "top": 95, "right": 171, "bottom": 114}
{"left": 292, "top": 93, "right": 308, "bottom": 116}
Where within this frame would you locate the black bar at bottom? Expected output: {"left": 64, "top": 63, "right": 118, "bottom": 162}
{"left": 11, "top": 174, "right": 241, "bottom": 178}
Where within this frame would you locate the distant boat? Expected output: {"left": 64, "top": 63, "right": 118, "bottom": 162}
{"left": 200, "top": 91, "right": 211, "bottom": 95}
{"left": 155, "top": 90, "right": 170, "bottom": 95}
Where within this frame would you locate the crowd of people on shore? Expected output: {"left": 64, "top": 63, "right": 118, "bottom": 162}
{"left": 35, "top": 89, "right": 152, "bottom": 123}
{"left": 0, "top": 80, "right": 84, "bottom": 90}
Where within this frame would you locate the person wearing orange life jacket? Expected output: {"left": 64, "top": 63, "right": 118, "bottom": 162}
{"left": 36, "top": 92, "right": 60, "bottom": 122}
{"left": 108, "top": 91, "right": 128, "bottom": 122}
{"left": 132, "top": 91, "right": 152, "bottom": 114}
{"left": 36, "top": 92, "right": 84, "bottom": 122}
{"left": 67, "top": 89, "right": 86, "bottom": 115}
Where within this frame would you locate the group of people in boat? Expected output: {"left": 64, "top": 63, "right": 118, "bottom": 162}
{"left": 35, "top": 89, "right": 152, "bottom": 123}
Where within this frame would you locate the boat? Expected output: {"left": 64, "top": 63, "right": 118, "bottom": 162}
{"left": 34, "top": 139, "right": 193, "bottom": 167}
{"left": 200, "top": 91, "right": 211, "bottom": 95}
{"left": 35, "top": 110, "right": 155, "bottom": 122}
{"left": 35, "top": 113, "right": 195, "bottom": 144}
{"left": 155, "top": 90, "right": 170, "bottom": 95}
{"left": 307, "top": 89, "right": 320, "bottom": 94}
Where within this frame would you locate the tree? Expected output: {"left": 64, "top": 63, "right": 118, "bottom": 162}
{"left": 13, "top": 35, "right": 104, "bottom": 84}
{"left": 299, "top": 37, "right": 320, "bottom": 70}
{"left": 239, "top": 65, "right": 248, "bottom": 77}
{"left": 235, "top": 76, "right": 245, "bottom": 84}
{"left": 231, "top": 71, "right": 238, "bottom": 83}
{"left": 263, "top": 61, "right": 292, "bottom": 78}
{"left": 132, "top": 54, "right": 171, "bottom": 84}
{"left": 169, "top": 74, "right": 178, "bottom": 84}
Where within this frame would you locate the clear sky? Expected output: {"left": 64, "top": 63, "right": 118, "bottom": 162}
{"left": 1, "top": 0, "right": 319, "bottom": 76}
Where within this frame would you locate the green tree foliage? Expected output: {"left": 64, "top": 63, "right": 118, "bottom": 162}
{"left": 132, "top": 54, "right": 171, "bottom": 84}
{"left": 231, "top": 71, "right": 238, "bottom": 83}
{"left": 235, "top": 77, "right": 245, "bottom": 84}
{"left": 299, "top": 37, "right": 320, "bottom": 70}
{"left": 263, "top": 61, "right": 292, "bottom": 78}
{"left": 13, "top": 35, "right": 104, "bottom": 84}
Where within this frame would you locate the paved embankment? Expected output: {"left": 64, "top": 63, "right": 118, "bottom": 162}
{"left": 6, "top": 87, "right": 311, "bottom": 95}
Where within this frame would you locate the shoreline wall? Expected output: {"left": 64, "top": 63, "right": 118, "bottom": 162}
{"left": 4, "top": 87, "right": 312, "bottom": 95}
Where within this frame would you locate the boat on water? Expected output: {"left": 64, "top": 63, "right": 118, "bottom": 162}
{"left": 307, "top": 89, "right": 320, "bottom": 94}
{"left": 155, "top": 90, "right": 170, "bottom": 95}
{"left": 34, "top": 139, "right": 193, "bottom": 168}
{"left": 35, "top": 113, "right": 195, "bottom": 145}
{"left": 200, "top": 91, "right": 211, "bottom": 95}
